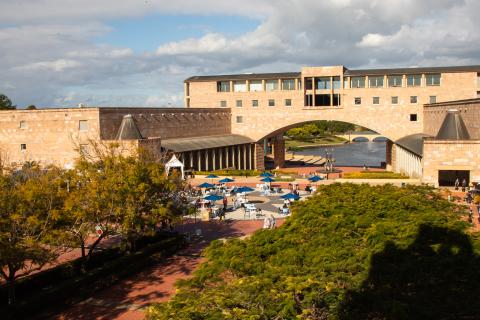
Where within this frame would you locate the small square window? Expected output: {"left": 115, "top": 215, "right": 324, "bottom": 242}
{"left": 354, "top": 97, "right": 361, "bottom": 105}
{"left": 236, "top": 116, "right": 243, "bottom": 123}
{"left": 236, "top": 100, "right": 243, "bottom": 108}
{"left": 252, "top": 100, "right": 259, "bottom": 107}
{"left": 79, "top": 120, "right": 89, "bottom": 131}
{"left": 220, "top": 100, "right": 227, "bottom": 108}
{"left": 429, "top": 96, "right": 437, "bottom": 104}
{"left": 410, "top": 114, "right": 418, "bottom": 122}
{"left": 391, "top": 96, "right": 398, "bottom": 104}
{"left": 20, "top": 144, "right": 26, "bottom": 151}
{"left": 268, "top": 99, "right": 275, "bottom": 107}
{"left": 19, "top": 121, "right": 26, "bottom": 129}
{"left": 285, "top": 99, "right": 292, "bottom": 107}
{"left": 372, "top": 97, "right": 380, "bottom": 105}
{"left": 410, "top": 96, "right": 418, "bottom": 104}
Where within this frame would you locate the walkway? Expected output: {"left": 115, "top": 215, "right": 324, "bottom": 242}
{"left": 50, "top": 219, "right": 283, "bottom": 320}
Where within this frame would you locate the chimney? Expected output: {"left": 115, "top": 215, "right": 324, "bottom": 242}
{"left": 115, "top": 114, "right": 143, "bottom": 140}
{"left": 435, "top": 109, "right": 470, "bottom": 140}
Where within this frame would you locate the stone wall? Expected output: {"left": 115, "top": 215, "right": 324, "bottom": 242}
{"left": 423, "top": 99, "right": 480, "bottom": 139}
{"left": 422, "top": 139, "right": 480, "bottom": 186}
{"left": 99, "top": 107, "right": 231, "bottom": 140}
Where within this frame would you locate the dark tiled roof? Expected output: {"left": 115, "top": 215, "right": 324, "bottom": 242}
{"left": 185, "top": 72, "right": 301, "bottom": 82}
{"left": 395, "top": 133, "right": 432, "bottom": 157}
{"left": 345, "top": 65, "right": 480, "bottom": 76}
{"left": 162, "top": 134, "right": 254, "bottom": 152}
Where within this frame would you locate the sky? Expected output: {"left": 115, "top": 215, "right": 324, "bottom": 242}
{"left": 1, "top": 0, "right": 480, "bottom": 108}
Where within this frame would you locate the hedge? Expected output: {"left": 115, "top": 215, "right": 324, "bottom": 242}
{"left": 343, "top": 171, "right": 409, "bottom": 179}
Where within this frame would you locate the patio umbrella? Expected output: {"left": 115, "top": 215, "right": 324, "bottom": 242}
{"left": 205, "top": 173, "right": 219, "bottom": 184}
{"left": 237, "top": 186, "right": 254, "bottom": 193}
{"left": 280, "top": 193, "right": 300, "bottom": 200}
{"left": 260, "top": 172, "right": 274, "bottom": 177}
{"left": 204, "top": 194, "right": 224, "bottom": 201}
{"left": 308, "top": 176, "right": 322, "bottom": 182}
{"left": 260, "top": 177, "right": 275, "bottom": 183}
{"left": 219, "top": 177, "right": 235, "bottom": 183}
{"left": 197, "top": 182, "right": 214, "bottom": 189}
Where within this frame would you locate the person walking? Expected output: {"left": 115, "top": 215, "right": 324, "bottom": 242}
{"left": 223, "top": 196, "right": 228, "bottom": 210}
{"left": 455, "top": 178, "right": 460, "bottom": 190}
{"left": 462, "top": 178, "right": 467, "bottom": 192}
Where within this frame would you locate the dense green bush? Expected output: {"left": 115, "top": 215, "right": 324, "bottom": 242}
{"left": 147, "top": 184, "right": 480, "bottom": 319}
{"left": 343, "top": 171, "right": 409, "bottom": 179}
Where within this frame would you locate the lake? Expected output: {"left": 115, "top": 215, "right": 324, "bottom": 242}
{"left": 295, "top": 141, "right": 386, "bottom": 167}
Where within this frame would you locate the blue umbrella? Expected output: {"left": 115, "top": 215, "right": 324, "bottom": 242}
{"left": 203, "top": 194, "right": 224, "bottom": 201}
{"left": 205, "top": 174, "right": 219, "bottom": 179}
{"left": 260, "top": 177, "right": 275, "bottom": 183}
{"left": 308, "top": 176, "right": 322, "bottom": 182}
{"left": 260, "top": 172, "right": 274, "bottom": 177}
{"left": 237, "top": 186, "right": 254, "bottom": 193}
{"left": 280, "top": 193, "right": 300, "bottom": 200}
{"left": 198, "top": 182, "right": 214, "bottom": 189}
{"left": 219, "top": 177, "right": 235, "bottom": 183}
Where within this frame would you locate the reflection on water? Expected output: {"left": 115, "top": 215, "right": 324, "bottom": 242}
{"left": 295, "top": 141, "right": 386, "bottom": 167}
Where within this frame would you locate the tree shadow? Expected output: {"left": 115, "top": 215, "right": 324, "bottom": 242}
{"left": 339, "top": 224, "right": 480, "bottom": 320}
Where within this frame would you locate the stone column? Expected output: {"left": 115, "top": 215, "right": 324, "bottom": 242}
{"left": 249, "top": 144, "right": 253, "bottom": 170}
{"left": 243, "top": 144, "right": 247, "bottom": 170}
{"left": 237, "top": 145, "right": 241, "bottom": 170}
{"left": 386, "top": 140, "right": 395, "bottom": 171}
{"left": 255, "top": 142, "right": 265, "bottom": 171}
{"left": 197, "top": 151, "right": 201, "bottom": 171}
{"left": 232, "top": 146, "right": 236, "bottom": 169}
{"left": 205, "top": 149, "right": 209, "bottom": 172}
{"left": 212, "top": 149, "right": 216, "bottom": 171}
{"left": 190, "top": 151, "right": 193, "bottom": 169}
{"left": 226, "top": 146, "right": 230, "bottom": 168}
{"left": 219, "top": 147, "right": 224, "bottom": 169}
{"left": 312, "top": 77, "right": 316, "bottom": 106}
{"left": 273, "top": 135, "right": 285, "bottom": 169}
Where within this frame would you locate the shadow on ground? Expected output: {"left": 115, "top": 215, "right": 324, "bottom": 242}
{"left": 339, "top": 224, "right": 480, "bottom": 320}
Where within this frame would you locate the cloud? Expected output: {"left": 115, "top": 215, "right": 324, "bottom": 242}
{"left": 0, "top": 0, "right": 479, "bottom": 107}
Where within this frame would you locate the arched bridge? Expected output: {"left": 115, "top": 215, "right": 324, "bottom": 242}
{"left": 335, "top": 131, "right": 387, "bottom": 142}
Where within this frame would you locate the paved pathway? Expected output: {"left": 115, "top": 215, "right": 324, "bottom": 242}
{"left": 51, "top": 219, "right": 283, "bottom": 320}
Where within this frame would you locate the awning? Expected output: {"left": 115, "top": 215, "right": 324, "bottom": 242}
{"left": 162, "top": 134, "right": 254, "bottom": 152}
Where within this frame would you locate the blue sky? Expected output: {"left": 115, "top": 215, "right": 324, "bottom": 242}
{"left": 0, "top": 0, "right": 479, "bottom": 108}
{"left": 99, "top": 14, "right": 260, "bottom": 53}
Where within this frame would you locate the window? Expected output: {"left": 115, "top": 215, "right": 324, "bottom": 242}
{"left": 426, "top": 74, "right": 441, "bottom": 86}
{"left": 266, "top": 80, "right": 279, "bottom": 91}
{"left": 410, "top": 96, "right": 418, "bottom": 104}
{"left": 282, "top": 79, "right": 296, "bottom": 90}
{"left": 79, "top": 120, "right": 88, "bottom": 131}
{"left": 252, "top": 100, "right": 259, "bottom": 107}
{"left": 407, "top": 74, "right": 422, "bottom": 87}
{"left": 268, "top": 99, "right": 275, "bottom": 107}
{"left": 429, "top": 96, "right": 437, "bottom": 104}
{"left": 249, "top": 80, "right": 263, "bottom": 92}
{"left": 372, "top": 97, "right": 380, "bottom": 105}
{"left": 332, "top": 76, "right": 341, "bottom": 89}
{"left": 391, "top": 96, "right": 399, "bottom": 104}
{"left": 217, "top": 81, "right": 230, "bottom": 92}
{"left": 351, "top": 76, "right": 365, "bottom": 88}
{"left": 315, "top": 94, "right": 331, "bottom": 106}
{"left": 220, "top": 100, "right": 227, "bottom": 108}
{"left": 19, "top": 121, "right": 26, "bottom": 129}
{"left": 236, "top": 116, "right": 243, "bottom": 124}
{"left": 236, "top": 100, "right": 242, "bottom": 108}
{"left": 20, "top": 144, "right": 26, "bottom": 151}
{"left": 285, "top": 99, "right": 292, "bottom": 107}
{"left": 410, "top": 114, "right": 418, "bottom": 122}
{"left": 388, "top": 75, "right": 403, "bottom": 87}
{"left": 343, "top": 77, "right": 349, "bottom": 89}
{"left": 316, "top": 77, "right": 331, "bottom": 90}
{"left": 369, "top": 76, "right": 384, "bottom": 88}
{"left": 305, "top": 78, "right": 313, "bottom": 90}
{"left": 354, "top": 97, "right": 362, "bottom": 105}
{"left": 233, "top": 81, "right": 247, "bottom": 92}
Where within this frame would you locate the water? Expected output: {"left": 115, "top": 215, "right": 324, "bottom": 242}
{"left": 295, "top": 141, "right": 386, "bottom": 167}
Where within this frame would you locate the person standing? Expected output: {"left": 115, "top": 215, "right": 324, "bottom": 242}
{"left": 455, "top": 178, "right": 460, "bottom": 190}
{"left": 469, "top": 208, "right": 473, "bottom": 223}
{"left": 270, "top": 214, "right": 276, "bottom": 229}
{"left": 462, "top": 178, "right": 467, "bottom": 192}
{"left": 263, "top": 216, "right": 271, "bottom": 229}
{"left": 223, "top": 196, "right": 228, "bottom": 210}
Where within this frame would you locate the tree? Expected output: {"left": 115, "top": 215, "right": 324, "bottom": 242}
{"left": 0, "top": 166, "right": 68, "bottom": 304}
{"left": 0, "top": 94, "right": 16, "bottom": 110}
{"left": 26, "top": 105, "right": 37, "bottom": 110}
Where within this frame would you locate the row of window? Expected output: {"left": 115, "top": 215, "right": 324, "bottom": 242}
{"left": 18, "top": 120, "right": 89, "bottom": 130}
{"left": 217, "top": 79, "right": 299, "bottom": 92}
{"left": 235, "top": 114, "right": 418, "bottom": 123}
{"left": 221, "top": 99, "right": 292, "bottom": 108}
{"left": 349, "top": 74, "right": 440, "bottom": 88}
{"left": 353, "top": 95, "right": 437, "bottom": 105}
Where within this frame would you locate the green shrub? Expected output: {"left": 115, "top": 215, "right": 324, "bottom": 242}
{"left": 147, "top": 184, "right": 476, "bottom": 319}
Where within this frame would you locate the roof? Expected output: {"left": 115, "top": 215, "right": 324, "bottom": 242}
{"left": 345, "top": 65, "right": 480, "bottom": 76}
{"left": 185, "top": 72, "right": 301, "bottom": 82}
{"left": 161, "top": 134, "right": 254, "bottom": 152}
{"left": 395, "top": 133, "right": 432, "bottom": 156}
{"left": 436, "top": 110, "right": 471, "bottom": 140}
{"left": 116, "top": 114, "right": 143, "bottom": 140}
{"left": 424, "top": 98, "right": 480, "bottom": 108}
